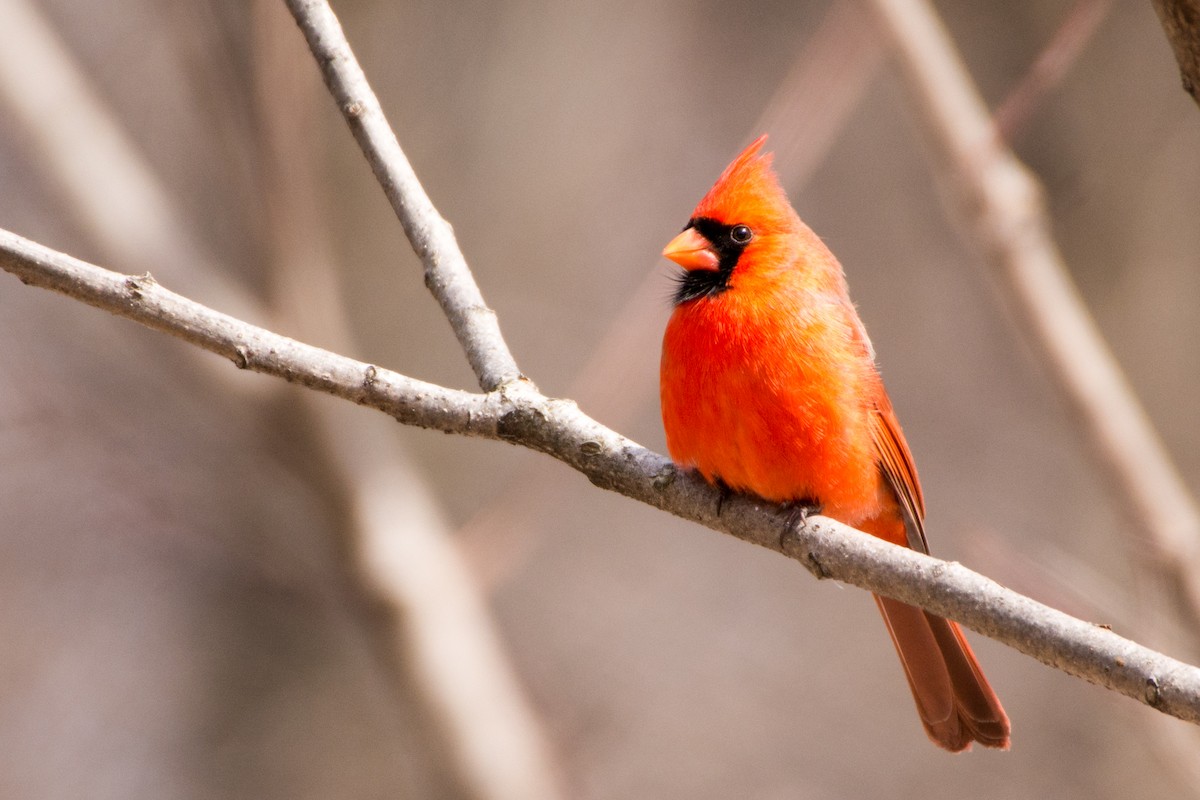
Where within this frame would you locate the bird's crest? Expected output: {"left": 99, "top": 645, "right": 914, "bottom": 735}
{"left": 692, "top": 135, "right": 795, "bottom": 232}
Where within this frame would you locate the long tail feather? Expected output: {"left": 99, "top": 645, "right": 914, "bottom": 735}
{"left": 874, "top": 595, "right": 1011, "bottom": 752}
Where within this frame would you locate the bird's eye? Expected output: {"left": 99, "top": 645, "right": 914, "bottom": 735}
{"left": 730, "top": 225, "right": 753, "bottom": 244}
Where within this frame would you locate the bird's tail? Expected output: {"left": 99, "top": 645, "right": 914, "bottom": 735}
{"left": 874, "top": 594, "right": 1011, "bottom": 752}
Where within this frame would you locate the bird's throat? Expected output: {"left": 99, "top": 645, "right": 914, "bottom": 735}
{"left": 672, "top": 267, "right": 732, "bottom": 304}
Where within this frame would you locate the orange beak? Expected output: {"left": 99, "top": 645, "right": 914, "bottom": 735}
{"left": 662, "top": 228, "right": 720, "bottom": 271}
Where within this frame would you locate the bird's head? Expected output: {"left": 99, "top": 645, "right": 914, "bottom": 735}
{"left": 662, "top": 135, "right": 800, "bottom": 304}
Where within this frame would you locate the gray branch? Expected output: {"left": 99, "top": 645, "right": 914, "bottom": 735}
{"left": 3, "top": 226, "right": 1200, "bottom": 728}
{"left": 281, "top": 0, "right": 522, "bottom": 392}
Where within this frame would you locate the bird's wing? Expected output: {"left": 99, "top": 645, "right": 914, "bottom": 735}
{"left": 869, "top": 394, "right": 928, "bottom": 554}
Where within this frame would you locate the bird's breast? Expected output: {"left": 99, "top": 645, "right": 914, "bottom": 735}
{"left": 660, "top": 291, "right": 889, "bottom": 524}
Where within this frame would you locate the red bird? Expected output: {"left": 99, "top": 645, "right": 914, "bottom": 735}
{"left": 659, "top": 136, "right": 1010, "bottom": 752}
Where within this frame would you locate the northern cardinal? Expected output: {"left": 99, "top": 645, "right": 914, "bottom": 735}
{"left": 659, "top": 136, "right": 1010, "bottom": 752}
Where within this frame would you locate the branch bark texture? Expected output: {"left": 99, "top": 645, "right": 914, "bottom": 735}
{"left": 4, "top": 227, "right": 1200, "bottom": 727}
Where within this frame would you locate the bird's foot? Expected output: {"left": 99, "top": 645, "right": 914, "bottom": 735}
{"left": 779, "top": 499, "right": 822, "bottom": 549}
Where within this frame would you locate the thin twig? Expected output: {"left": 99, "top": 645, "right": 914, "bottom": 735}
{"left": 993, "top": 0, "right": 1112, "bottom": 141}
{"left": 281, "top": 0, "right": 521, "bottom": 391}
{"left": 4, "top": 227, "right": 1200, "bottom": 727}
{"left": 868, "top": 0, "right": 1200, "bottom": 630}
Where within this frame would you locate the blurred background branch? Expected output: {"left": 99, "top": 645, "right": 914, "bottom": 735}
{"left": 993, "top": 0, "right": 1112, "bottom": 141}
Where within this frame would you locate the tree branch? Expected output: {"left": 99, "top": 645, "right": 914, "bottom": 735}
{"left": 281, "top": 0, "right": 521, "bottom": 392}
{"left": 1152, "top": 0, "right": 1200, "bottom": 108}
{"left": 4, "top": 226, "right": 1200, "bottom": 727}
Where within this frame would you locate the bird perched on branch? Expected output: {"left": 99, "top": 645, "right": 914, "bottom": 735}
{"left": 659, "top": 136, "right": 1010, "bottom": 752}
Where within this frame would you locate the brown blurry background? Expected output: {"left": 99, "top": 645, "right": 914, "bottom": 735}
{"left": 2, "top": 0, "right": 1199, "bottom": 798}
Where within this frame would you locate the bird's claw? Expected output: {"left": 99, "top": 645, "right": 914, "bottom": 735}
{"left": 779, "top": 499, "right": 822, "bottom": 550}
